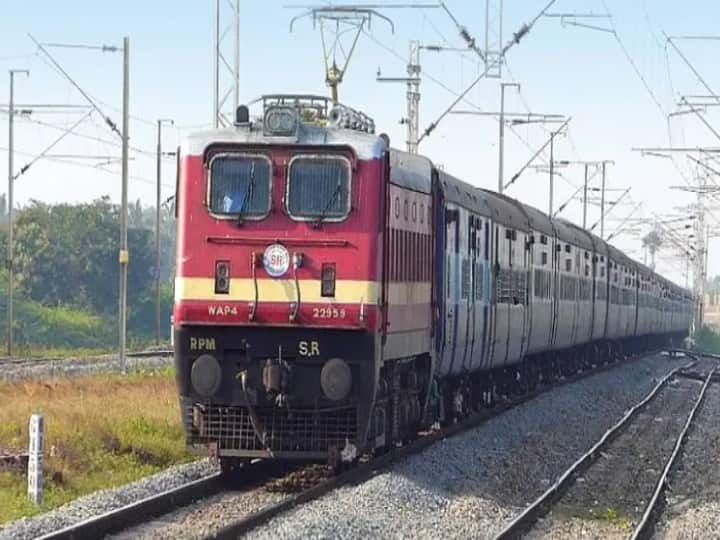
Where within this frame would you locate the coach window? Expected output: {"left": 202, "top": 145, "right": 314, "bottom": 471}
{"left": 286, "top": 155, "right": 351, "bottom": 221}
{"left": 208, "top": 153, "right": 271, "bottom": 218}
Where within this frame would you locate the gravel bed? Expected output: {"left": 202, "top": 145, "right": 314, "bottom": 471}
{"left": 0, "top": 460, "right": 218, "bottom": 540}
{"left": 109, "top": 488, "right": 286, "bottom": 540}
{"left": 239, "top": 354, "right": 688, "bottom": 540}
{"left": 527, "top": 375, "right": 701, "bottom": 539}
{"left": 653, "top": 383, "right": 720, "bottom": 539}
{"left": 0, "top": 354, "right": 171, "bottom": 382}
{"left": 109, "top": 464, "right": 331, "bottom": 539}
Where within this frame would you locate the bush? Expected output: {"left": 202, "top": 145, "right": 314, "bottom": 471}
{"left": 0, "top": 270, "right": 112, "bottom": 350}
{"left": 696, "top": 325, "right": 720, "bottom": 354}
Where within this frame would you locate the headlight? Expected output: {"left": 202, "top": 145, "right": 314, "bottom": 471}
{"left": 263, "top": 106, "right": 297, "bottom": 137}
{"left": 320, "top": 358, "right": 352, "bottom": 401}
{"left": 191, "top": 354, "right": 222, "bottom": 397}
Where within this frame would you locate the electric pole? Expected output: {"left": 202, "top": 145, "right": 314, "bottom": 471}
{"left": 498, "top": 82, "right": 519, "bottom": 193}
{"left": 213, "top": 0, "right": 240, "bottom": 127}
{"left": 600, "top": 161, "right": 606, "bottom": 239}
{"left": 119, "top": 37, "right": 129, "bottom": 372}
{"left": 484, "top": 0, "right": 504, "bottom": 78}
{"left": 6, "top": 69, "right": 28, "bottom": 358}
{"left": 600, "top": 160, "right": 630, "bottom": 240}
{"left": 156, "top": 118, "right": 173, "bottom": 346}
{"left": 559, "top": 159, "right": 612, "bottom": 231}
{"left": 549, "top": 130, "right": 555, "bottom": 215}
{"left": 406, "top": 41, "right": 420, "bottom": 154}
{"left": 583, "top": 164, "right": 588, "bottom": 228}
{"left": 376, "top": 40, "right": 423, "bottom": 153}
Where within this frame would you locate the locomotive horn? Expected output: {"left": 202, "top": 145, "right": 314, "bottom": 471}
{"left": 328, "top": 105, "right": 345, "bottom": 128}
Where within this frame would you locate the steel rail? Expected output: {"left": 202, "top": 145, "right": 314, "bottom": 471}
{"left": 0, "top": 349, "right": 172, "bottom": 366}
{"left": 35, "top": 458, "right": 295, "bottom": 540}
{"left": 630, "top": 362, "right": 719, "bottom": 540}
{"left": 493, "top": 360, "right": 696, "bottom": 540}
{"left": 205, "top": 350, "right": 667, "bottom": 540}
{"left": 666, "top": 347, "right": 720, "bottom": 361}
{"left": 37, "top": 472, "right": 224, "bottom": 540}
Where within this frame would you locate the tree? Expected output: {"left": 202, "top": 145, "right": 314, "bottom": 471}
{"left": 0, "top": 197, "right": 178, "bottom": 345}
{"left": 13, "top": 198, "right": 156, "bottom": 316}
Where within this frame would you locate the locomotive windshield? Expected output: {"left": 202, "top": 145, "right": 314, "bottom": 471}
{"left": 287, "top": 155, "right": 350, "bottom": 221}
{"left": 208, "top": 154, "right": 271, "bottom": 218}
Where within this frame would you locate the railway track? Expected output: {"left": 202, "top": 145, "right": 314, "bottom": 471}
{"left": 36, "top": 460, "right": 296, "bottom": 540}
{"left": 0, "top": 349, "right": 173, "bottom": 367}
{"left": 30, "top": 349, "right": 707, "bottom": 540}
{"left": 0, "top": 349, "right": 173, "bottom": 381}
{"left": 494, "top": 354, "right": 719, "bottom": 540}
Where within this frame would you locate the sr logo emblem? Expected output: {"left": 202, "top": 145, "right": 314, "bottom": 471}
{"left": 298, "top": 340, "right": 320, "bottom": 357}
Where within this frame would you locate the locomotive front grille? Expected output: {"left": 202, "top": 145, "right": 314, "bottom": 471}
{"left": 185, "top": 403, "right": 357, "bottom": 453}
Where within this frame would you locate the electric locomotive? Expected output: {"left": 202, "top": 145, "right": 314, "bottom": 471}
{"left": 173, "top": 96, "right": 425, "bottom": 469}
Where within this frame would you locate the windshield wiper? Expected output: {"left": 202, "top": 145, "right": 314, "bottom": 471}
{"left": 313, "top": 181, "right": 343, "bottom": 228}
{"left": 236, "top": 161, "right": 256, "bottom": 225}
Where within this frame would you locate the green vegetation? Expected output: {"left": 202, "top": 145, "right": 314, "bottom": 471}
{"left": 0, "top": 369, "right": 190, "bottom": 524}
{"left": 696, "top": 325, "right": 720, "bottom": 354}
{"left": 595, "top": 507, "right": 631, "bottom": 530}
{"left": 0, "top": 197, "right": 175, "bottom": 351}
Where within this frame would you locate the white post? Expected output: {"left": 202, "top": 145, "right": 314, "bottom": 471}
{"left": 27, "top": 414, "right": 44, "bottom": 505}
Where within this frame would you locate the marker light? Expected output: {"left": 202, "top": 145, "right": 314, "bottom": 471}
{"left": 321, "top": 263, "right": 336, "bottom": 297}
{"left": 215, "top": 261, "right": 230, "bottom": 294}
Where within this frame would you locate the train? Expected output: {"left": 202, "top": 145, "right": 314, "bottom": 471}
{"left": 172, "top": 94, "right": 693, "bottom": 471}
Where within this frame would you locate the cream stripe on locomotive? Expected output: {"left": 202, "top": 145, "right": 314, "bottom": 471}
{"left": 175, "top": 277, "right": 432, "bottom": 307}
{"left": 175, "top": 277, "right": 381, "bottom": 305}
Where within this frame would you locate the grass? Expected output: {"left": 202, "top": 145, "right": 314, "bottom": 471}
{"left": 563, "top": 505, "right": 633, "bottom": 531}
{"left": 0, "top": 367, "right": 191, "bottom": 525}
{"left": 594, "top": 507, "right": 632, "bottom": 530}
{"left": 7, "top": 346, "right": 112, "bottom": 359}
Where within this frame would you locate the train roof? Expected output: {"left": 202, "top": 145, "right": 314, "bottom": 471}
{"left": 479, "top": 188, "right": 555, "bottom": 237}
{"left": 554, "top": 218, "right": 594, "bottom": 252}
{"left": 389, "top": 149, "right": 432, "bottom": 194}
{"left": 430, "top": 164, "right": 690, "bottom": 294}
{"left": 438, "top": 171, "right": 493, "bottom": 219}
{"left": 438, "top": 172, "right": 531, "bottom": 229}
{"left": 182, "top": 122, "right": 387, "bottom": 161}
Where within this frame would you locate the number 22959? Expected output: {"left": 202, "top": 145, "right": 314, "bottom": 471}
{"left": 312, "top": 307, "right": 346, "bottom": 319}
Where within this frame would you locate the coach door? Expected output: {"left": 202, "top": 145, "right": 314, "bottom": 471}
{"left": 465, "top": 215, "right": 486, "bottom": 372}
{"left": 505, "top": 228, "right": 526, "bottom": 364}
{"left": 550, "top": 236, "right": 561, "bottom": 348}
{"left": 442, "top": 206, "right": 460, "bottom": 375}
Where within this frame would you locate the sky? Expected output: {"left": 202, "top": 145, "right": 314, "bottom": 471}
{"left": 0, "top": 0, "right": 718, "bottom": 287}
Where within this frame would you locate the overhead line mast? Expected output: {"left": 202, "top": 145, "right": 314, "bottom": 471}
{"left": 213, "top": 0, "right": 240, "bottom": 127}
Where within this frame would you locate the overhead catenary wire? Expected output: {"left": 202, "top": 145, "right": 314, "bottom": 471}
{"left": 664, "top": 33, "right": 720, "bottom": 102}
{"left": 362, "top": 28, "right": 555, "bottom": 168}
{"left": 12, "top": 110, "right": 93, "bottom": 180}
{"left": 600, "top": 1, "right": 693, "bottom": 188}
{"left": 0, "top": 110, "right": 176, "bottom": 163}
{"left": 28, "top": 34, "right": 122, "bottom": 138}
{"left": 0, "top": 145, "right": 171, "bottom": 188}
{"left": 417, "top": 0, "right": 558, "bottom": 144}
